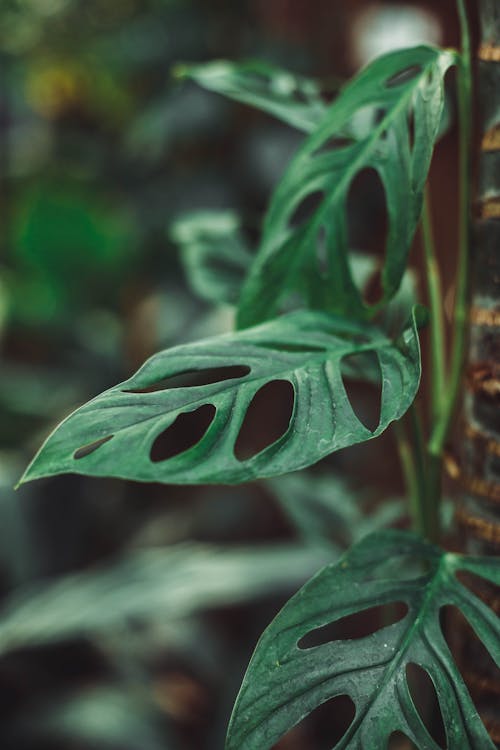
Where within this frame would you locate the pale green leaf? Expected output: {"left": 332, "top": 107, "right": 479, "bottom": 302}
{"left": 0, "top": 543, "right": 327, "bottom": 655}
{"left": 268, "top": 472, "right": 404, "bottom": 547}
{"left": 171, "top": 210, "right": 252, "bottom": 305}
{"left": 23, "top": 688, "right": 171, "bottom": 750}
{"left": 227, "top": 530, "right": 500, "bottom": 750}
{"left": 171, "top": 208, "right": 379, "bottom": 309}
{"left": 236, "top": 46, "right": 455, "bottom": 328}
{"left": 19, "top": 309, "right": 420, "bottom": 485}
{"left": 174, "top": 59, "right": 330, "bottom": 133}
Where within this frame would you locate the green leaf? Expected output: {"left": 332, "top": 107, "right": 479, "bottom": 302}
{"left": 226, "top": 530, "right": 500, "bottom": 750}
{"left": 0, "top": 543, "right": 327, "bottom": 655}
{"left": 236, "top": 46, "right": 455, "bottom": 329}
{"left": 171, "top": 210, "right": 253, "bottom": 305}
{"left": 268, "top": 472, "right": 404, "bottom": 548}
{"left": 174, "top": 59, "right": 330, "bottom": 133}
{"left": 19, "top": 309, "right": 420, "bottom": 485}
{"left": 171, "top": 208, "right": 378, "bottom": 309}
{"left": 23, "top": 688, "right": 171, "bottom": 750}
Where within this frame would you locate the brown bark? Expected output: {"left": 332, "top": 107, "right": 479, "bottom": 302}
{"left": 455, "top": 0, "right": 500, "bottom": 743}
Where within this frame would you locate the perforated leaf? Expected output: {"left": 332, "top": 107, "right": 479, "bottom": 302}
{"left": 236, "top": 46, "right": 455, "bottom": 328}
{"left": 171, "top": 208, "right": 379, "bottom": 309}
{"left": 171, "top": 210, "right": 252, "bottom": 305}
{"left": 174, "top": 59, "right": 330, "bottom": 133}
{"left": 19, "top": 309, "right": 420, "bottom": 486}
{"left": 227, "top": 530, "right": 500, "bottom": 750}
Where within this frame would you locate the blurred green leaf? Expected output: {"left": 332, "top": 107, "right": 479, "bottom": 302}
{"left": 171, "top": 207, "right": 383, "bottom": 311}
{"left": 11, "top": 183, "right": 136, "bottom": 315}
{"left": 236, "top": 46, "right": 455, "bottom": 328}
{"left": 175, "top": 59, "right": 330, "bottom": 133}
{"left": 171, "top": 210, "right": 253, "bottom": 306}
{"left": 19, "top": 687, "right": 172, "bottom": 750}
{"left": 269, "top": 472, "right": 404, "bottom": 547}
{"left": 0, "top": 543, "right": 328, "bottom": 655}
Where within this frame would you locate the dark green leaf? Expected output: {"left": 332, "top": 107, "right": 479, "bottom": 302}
{"left": 236, "top": 46, "right": 455, "bottom": 328}
{"left": 226, "top": 530, "right": 500, "bottom": 750}
{"left": 19, "top": 309, "right": 420, "bottom": 485}
{"left": 174, "top": 59, "right": 331, "bottom": 133}
{"left": 171, "top": 210, "right": 253, "bottom": 305}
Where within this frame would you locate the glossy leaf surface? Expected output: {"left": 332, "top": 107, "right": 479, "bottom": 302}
{"left": 20, "top": 309, "right": 420, "bottom": 485}
{"left": 227, "top": 530, "right": 500, "bottom": 750}
{"left": 236, "top": 46, "right": 455, "bottom": 328}
{"left": 175, "top": 59, "right": 329, "bottom": 133}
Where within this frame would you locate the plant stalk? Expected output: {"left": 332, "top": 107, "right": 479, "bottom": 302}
{"left": 421, "top": 187, "right": 446, "bottom": 424}
{"left": 394, "top": 419, "right": 425, "bottom": 536}
{"left": 429, "top": 0, "right": 472, "bottom": 458}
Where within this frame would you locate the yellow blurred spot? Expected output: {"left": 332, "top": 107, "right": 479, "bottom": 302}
{"left": 26, "top": 64, "right": 84, "bottom": 118}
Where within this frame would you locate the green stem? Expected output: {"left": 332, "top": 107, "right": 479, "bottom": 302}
{"left": 394, "top": 418, "right": 424, "bottom": 536}
{"left": 409, "top": 403, "right": 441, "bottom": 543}
{"left": 421, "top": 187, "right": 446, "bottom": 423}
{"left": 428, "top": 0, "right": 472, "bottom": 458}
{"left": 426, "top": 454, "right": 443, "bottom": 542}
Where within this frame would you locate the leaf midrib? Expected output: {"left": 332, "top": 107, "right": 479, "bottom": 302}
{"left": 97, "top": 338, "right": 394, "bottom": 419}
{"left": 340, "top": 555, "right": 448, "bottom": 747}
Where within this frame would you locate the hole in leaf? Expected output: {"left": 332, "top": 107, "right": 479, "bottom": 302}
{"left": 312, "top": 135, "right": 356, "bottom": 158}
{"left": 288, "top": 190, "right": 324, "bottom": 229}
{"left": 199, "top": 256, "right": 249, "bottom": 301}
{"left": 290, "top": 86, "right": 313, "bottom": 105}
{"left": 346, "top": 168, "right": 388, "bottom": 304}
{"left": 243, "top": 72, "right": 271, "bottom": 90}
{"left": 298, "top": 601, "right": 407, "bottom": 649}
{"left": 345, "top": 104, "right": 385, "bottom": 140}
{"left": 374, "top": 107, "right": 386, "bottom": 126}
{"left": 74, "top": 435, "right": 114, "bottom": 460}
{"left": 316, "top": 225, "right": 329, "bottom": 276}
{"left": 406, "top": 663, "right": 446, "bottom": 748}
{"left": 455, "top": 568, "right": 500, "bottom": 602}
{"left": 340, "top": 351, "right": 382, "bottom": 432}
{"left": 385, "top": 65, "right": 422, "bottom": 88}
{"left": 362, "top": 266, "right": 384, "bottom": 306}
{"left": 124, "top": 366, "right": 250, "bottom": 393}
{"left": 441, "top": 603, "right": 500, "bottom": 722}
{"left": 257, "top": 341, "right": 326, "bottom": 353}
{"left": 272, "top": 694, "right": 355, "bottom": 750}
{"left": 388, "top": 731, "right": 417, "bottom": 749}
{"left": 234, "top": 380, "right": 294, "bottom": 461}
{"left": 150, "top": 403, "right": 216, "bottom": 462}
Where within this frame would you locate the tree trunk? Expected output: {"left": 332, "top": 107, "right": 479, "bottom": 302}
{"left": 455, "top": 0, "right": 500, "bottom": 744}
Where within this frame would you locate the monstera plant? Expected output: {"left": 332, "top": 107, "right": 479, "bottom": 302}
{"left": 19, "top": 1, "right": 500, "bottom": 747}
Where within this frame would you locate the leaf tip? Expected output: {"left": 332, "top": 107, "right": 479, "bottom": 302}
{"left": 171, "top": 62, "right": 191, "bottom": 81}
{"left": 15, "top": 462, "right": 36, "bottom": 489}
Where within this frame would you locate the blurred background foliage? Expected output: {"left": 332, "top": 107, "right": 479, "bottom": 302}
{"left": 0, "top": 1, "right": 459, "bottom": 748}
